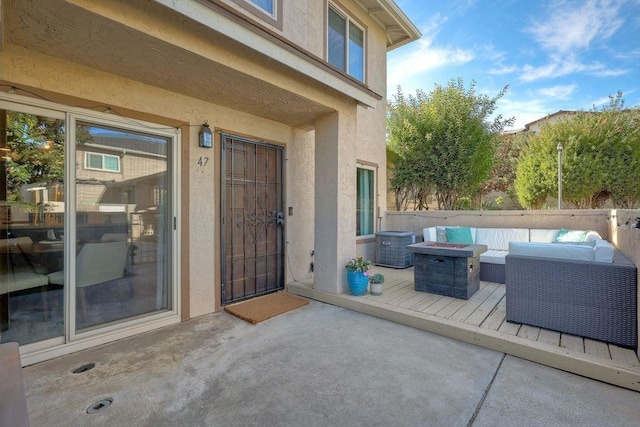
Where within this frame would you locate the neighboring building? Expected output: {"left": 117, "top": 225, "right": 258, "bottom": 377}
{"left": 523, "top": 110, "right": 577, "bottom": 134}
{"left": 0, "top": 0, "right": 419, "bottom": 364}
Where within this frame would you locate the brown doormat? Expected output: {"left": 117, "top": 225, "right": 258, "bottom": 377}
{"left": 224, "top": 291, "right": 309, "bottom": 324}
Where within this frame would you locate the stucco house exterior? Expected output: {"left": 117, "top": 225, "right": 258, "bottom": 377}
{"left": 0, "top": 0, "right": 420, "bottom": 364}
{"left": 523, "top": 110, "right": 577, "bottom": 134}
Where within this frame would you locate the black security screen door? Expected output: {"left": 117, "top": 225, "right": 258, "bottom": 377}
{"left": 221, "top": 135, "right": 284, "bottom": 304}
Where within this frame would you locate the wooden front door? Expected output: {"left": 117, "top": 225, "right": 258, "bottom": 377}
{"left": 222, "top": 135, "right": 285, "bottom": 304}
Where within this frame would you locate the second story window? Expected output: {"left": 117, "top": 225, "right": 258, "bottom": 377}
{"left": 328, "top": 5, "right": 365, "bottom": 82}
{"left": 249, "top": 0, "right": 275, "bottom": 17}
{"left": 232, "top": 0, "right": 282, "bottom": 29}
{"left": 85, "top": 152, "right": 120, "bottom": 173}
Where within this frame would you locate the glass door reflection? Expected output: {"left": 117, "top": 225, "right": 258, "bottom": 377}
{"left": 1, "top": 109, "right": 65, "bottom": 346}
{"left": 74, "top": 122, "right": 170, "bottom": 331}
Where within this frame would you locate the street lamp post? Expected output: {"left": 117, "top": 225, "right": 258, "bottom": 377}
{"left": 557, "top": 142, "right": 563, "bottom": 210}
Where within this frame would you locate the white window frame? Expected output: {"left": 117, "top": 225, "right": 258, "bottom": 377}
{"left": 84, "top": 151, "right": 121, "bottom": 173}
{"left": 327, "top": 3, "right": 366, "bottom": 82}
{"left": 356, "top": 164, "right": 376, "bottom": 238}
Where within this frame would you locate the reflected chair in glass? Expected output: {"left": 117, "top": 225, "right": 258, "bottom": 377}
{"left": 1, "top": 237, "right": 50, "bottom": 328}
{"left": 47, "top": 240, "right": 128, "bottom": 322}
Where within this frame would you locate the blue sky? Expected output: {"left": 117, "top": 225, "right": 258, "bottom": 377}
{"left": 388, "top": 0, "right": 640, "bottom": 130}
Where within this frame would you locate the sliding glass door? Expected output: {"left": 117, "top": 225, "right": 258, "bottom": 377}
{"left": 72, "top": 121, "right": 171, "bottom": 331}
{"left": 1, "top": 100, "right": 178, "bottom": 356}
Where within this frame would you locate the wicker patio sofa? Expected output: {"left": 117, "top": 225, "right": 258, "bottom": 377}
{"left": 422, "top": 226, "right": 605, "bottom": 284}
{"left": 505, "top": 249, "right": 638, "bottom": 348}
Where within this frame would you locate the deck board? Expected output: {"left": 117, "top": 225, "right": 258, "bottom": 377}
{"left": 465, "top": 284, "right": 505, "bottom": 326}
{"left": 609, "top": 345, "right": 640, "bottom": 365}
{"left": 397, "top": 292, "right": 430, "bottom": 309}
{"left": 518, "top": 324, "right": 541, "bottom": 341}
{"left": 538, "top": 329, "right": 561, "bottom": 347}
{"left": 447, "top": 282, "right": 497, "bottom": 323}
{"left": 480, "top": 297, "right": 506, "bottom": 331}
{"left": 409, "top": 292, "right": 444, "bottom": 312}
{"left": 421, "top": 295, "right": 456, "bottom": 315}
{"left": 498, "top": 319, "right": 521, "bottom": 336}
{"left": 561, "top": 334, "right": 584, "bottom": 352}
{"left": 584, "top": 339, "right": 610, "bottom": 359}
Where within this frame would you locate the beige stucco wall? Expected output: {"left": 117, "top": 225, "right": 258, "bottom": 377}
{"left": 609, "top": 210, "right": 640, "bottom": 358}
{"left": 284, "top": 128, "right": 316, "bottom": 284}
{"left": 0, "top": 0, "right": 393, "bottom": 317}
{"left": 0, "top": 46, "right": 306, "bottom": 318}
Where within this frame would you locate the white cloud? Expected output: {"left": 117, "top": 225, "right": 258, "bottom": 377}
{"left": 498, "top": 96, "right": 555, "bottom": 130}
{"left": 616, "top": 48, "right": 640, "bottom": 59}
{"left": 591, "top": 67, "right": 630, "bottom": 77}
{"left": 387, "top": 16, "right": 474, "bottom": 90}
{"left": 516, "top": 1, "right": 630, "bottom": 82}
{"left": 590, "top": 95, "right": 614, "bottom": 107}
{"left": 525, "top": 0, "right": 624, "bottom": 55}
{"left": 538, "top": 84, "right": 578, "bottom": 100}
{"left": 518, "top": 53, "right": 629, "bottom": 82}
{"left": 488, "top": 65, "right": 519, "bottom": 75}
{"left": 590, "top": 88, "right": 637, "bottom": 107}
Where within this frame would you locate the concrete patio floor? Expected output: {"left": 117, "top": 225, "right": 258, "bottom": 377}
{"left": 23, "top": 299, "right": 640, "bottom": 426}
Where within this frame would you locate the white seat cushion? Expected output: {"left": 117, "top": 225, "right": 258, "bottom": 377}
{"left": 529, "top": 229, "right": 559, "bottom": 243}
{"left": 479, "top": 250, "right": 508, "bottom": 265}
{"left": 423, "top": 227, "right": 437, "bottom": 242}
{"left": 509, "top": 242, "right": 595, "bottom": 262}
{"left": 593, "top": 239, "right": 615, "bottom": 263}
{"left": 476, "top": 228, "right": 529, "bottom": 251}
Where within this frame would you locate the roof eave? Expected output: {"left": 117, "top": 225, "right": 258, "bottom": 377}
{"left": 369, "top": 0, "right": 421, "bottom": 51}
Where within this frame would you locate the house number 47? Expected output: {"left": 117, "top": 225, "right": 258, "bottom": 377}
{"left": 197, "top": 157, "right": 209, "bottom": 167}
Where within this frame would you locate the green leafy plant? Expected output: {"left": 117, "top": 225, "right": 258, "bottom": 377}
{"left": 369, "top": 273, "right": 385, "bottom": 284}
{"left": 345, "top": 256, "right": 372, "bottom": 275}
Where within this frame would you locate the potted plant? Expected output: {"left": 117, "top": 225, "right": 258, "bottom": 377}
{"left": 345, "top": 256, "right": 372, "bottom": 296}
{"left": 369, "top": 273, "right": 385, "bottom": 296}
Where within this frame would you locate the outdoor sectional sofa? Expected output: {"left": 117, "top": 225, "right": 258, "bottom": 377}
{"left": 423, "top": 226, "right": 638, "bottom": 348}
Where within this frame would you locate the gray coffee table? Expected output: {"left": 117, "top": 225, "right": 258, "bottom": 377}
{"left": 407, "top": 242, "right": 488, "bottom": 299}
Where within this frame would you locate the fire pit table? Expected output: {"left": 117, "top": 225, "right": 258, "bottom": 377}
{"left": 407, "top": 242, "right": 488, "bottom": 299}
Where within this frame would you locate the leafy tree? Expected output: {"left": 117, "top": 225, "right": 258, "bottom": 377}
{"left": 514, "top": 135, "right": 557, "bottom": 209}
{"left": 515, "top": 92, "right": 640, "bottom": 209}
{"left": 387, "top": 78, "right": 513, "bottom": 210}
{"left": 6, "top": 112, "right": 65, "bottom": 192}
{"left": 483, "top": 131, "right": 525, "bottom": 207}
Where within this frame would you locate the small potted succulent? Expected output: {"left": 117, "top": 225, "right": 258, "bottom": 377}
{"left": 369, "top": 273, "right": 385, "bottom": 296}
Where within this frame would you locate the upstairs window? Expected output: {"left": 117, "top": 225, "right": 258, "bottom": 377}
{"left": 232, "top": 0, "right": 282, "bottom": 29}
{"left": 248, "top": 0, "right": 275, "bottom": 17}
{"left": 328, "top": 5, "right": 365, "bottom": 82}
{"left": 85, "top": 152, "right": 120, "bottom": 173}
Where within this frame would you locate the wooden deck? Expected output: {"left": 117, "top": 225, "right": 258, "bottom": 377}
{"left": 287, "top": 267, "right": 640, "bottom": 392}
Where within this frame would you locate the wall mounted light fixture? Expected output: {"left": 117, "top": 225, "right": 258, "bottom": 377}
{"left": 199, "top": 121, "right": 213, "bottom": 148}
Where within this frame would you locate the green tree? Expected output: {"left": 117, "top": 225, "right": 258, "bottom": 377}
{"left": 6, "top": 112, "right": 65, "bottom": 191}
{"left": 514, "top": 92, "right": 640, "bottom": 209}
{"left": 387, "top": 78, "right": 513, "bottom": 210}
{"left": 514, "top": 135, "right": 557, "bottom": 209}
{"left": 482, "top": 131, "right": 526, "bottom": 208}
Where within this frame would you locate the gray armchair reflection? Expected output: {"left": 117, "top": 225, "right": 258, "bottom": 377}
{"left": 47, "top": 240, "right": 128, "bottom": 321}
